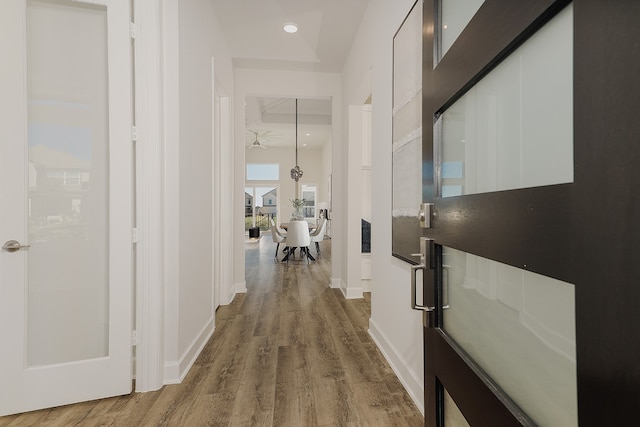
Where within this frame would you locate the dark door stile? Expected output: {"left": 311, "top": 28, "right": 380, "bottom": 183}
{"left": 421, "top": 1, "right": 640, "bottom": 426}
{"left": 573, "top": 2, "right": 640, "bottom": 425}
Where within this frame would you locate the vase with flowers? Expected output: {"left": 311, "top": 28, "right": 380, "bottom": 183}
{"left": 290, "top": 198, "right": 306, "bottom": 220}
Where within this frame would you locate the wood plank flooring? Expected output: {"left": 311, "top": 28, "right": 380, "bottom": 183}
{"left": 0, "top": 235, "right": 424, "bottom": 426}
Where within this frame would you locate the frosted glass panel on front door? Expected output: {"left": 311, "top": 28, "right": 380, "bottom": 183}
{"left": 27, "top": 0, "right": 109, "bottom": 366}
{"left": 440, "top": 5, "right": 573, "bottom": 197}
{"left": 442, "top": 247, "right": 577, "bottom": 426}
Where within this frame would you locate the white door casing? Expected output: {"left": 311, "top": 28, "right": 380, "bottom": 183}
{"left": 0, "top": 0, "right": 133, "bottom": 415}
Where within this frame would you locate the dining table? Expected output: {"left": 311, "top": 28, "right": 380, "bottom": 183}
{"left": 279, "top": 222, "right": 317, "bottom": 231}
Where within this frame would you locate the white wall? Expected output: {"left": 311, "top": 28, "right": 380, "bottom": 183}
{"left": 234, "top": 69, "right": 342, "bottom": 292}
{"left": 341, "top": 0, "right": 425, "bottom": 413}
{"left": 162, "top": 0, "right": 235, "bottom": 383}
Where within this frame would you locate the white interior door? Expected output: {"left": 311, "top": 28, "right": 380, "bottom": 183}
{"left": 0, "top": 0, "right": 133, "bottom": 416}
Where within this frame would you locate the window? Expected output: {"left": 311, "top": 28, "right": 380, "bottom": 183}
{"left": 245, "top": 186, "right": 278, "bottom": 231}
{"left": 65, "top": 172, "right": 81, "bottom": 186}
{"left": 246, "top": 163, "right": 279, "bottom": 181}
{"left": 301, "top": 184, "right": 317, "bottom": 218}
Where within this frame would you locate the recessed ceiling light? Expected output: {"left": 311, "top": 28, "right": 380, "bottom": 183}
{"left": 305, "top": 133, "right": 311, "bottom": 136}
{"left": 283, "top": 23, "right": 298, "bottom": 33}
{"left": 303, "top": 143, "right": 307, "bottom": 147}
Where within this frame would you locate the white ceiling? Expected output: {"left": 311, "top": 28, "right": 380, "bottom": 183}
{"left": 212, "top": 0, "right": 370, "bottom": 73}
{"left": 212, "top": 0, "right": 370, "bottom": 151}
{"left": 245, "top": 97, "right": 332, "bottom": 150}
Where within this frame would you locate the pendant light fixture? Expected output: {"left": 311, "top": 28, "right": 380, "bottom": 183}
{"left": 290, "top": 98, "right": 304, "bottom": 182}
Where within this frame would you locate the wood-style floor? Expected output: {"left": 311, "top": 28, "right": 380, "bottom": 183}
{"left": 0, "top": 235, "right": 424, "bottom": 426}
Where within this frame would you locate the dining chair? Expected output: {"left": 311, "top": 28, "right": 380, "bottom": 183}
{"left": 270, "top": 224, "right": 286, "bottom": 259}
{"left": 309, "top": 218, "right": 327, "bottom": 256}
{"left": 283, "top": 220, "right": 313, "bottom": 263}
{"left": 269, "top": 216, "right": 288, "bottom": 237}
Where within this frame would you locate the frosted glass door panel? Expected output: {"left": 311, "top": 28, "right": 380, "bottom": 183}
{"left": 442, "top": 247, "right": 577, "bottom": 426}
{"left": 439, "top": 0, "right": 485, "bottom": 59}
{"left": 27, "top": 0, "right": 109, "bottom": 366}
{"left": 440, "top": 5, "right": 573, "bottom": 197}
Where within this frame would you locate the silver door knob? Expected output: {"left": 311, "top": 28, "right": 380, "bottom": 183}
{"left": 2, "top": 240, "right": 31, "bottom": 253}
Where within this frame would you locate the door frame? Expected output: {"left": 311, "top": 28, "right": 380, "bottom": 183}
{"left": 217, "top": 94, "right": 234, "bottom": 306}
{"left": 134, "top": 0, "right": 235, "bottom": 389}
{"left": 132, "top": 0, "right": 164, "bottom": 392}
{"left": 212, "top": 65, "right": 232, "bottom": 310}
{"left": 421, "top": 0, "right": 640, "bottom": 425}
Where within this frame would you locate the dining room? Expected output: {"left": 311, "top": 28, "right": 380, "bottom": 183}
{"left": 244, "top": 97, "right": 333, "bottom": 264}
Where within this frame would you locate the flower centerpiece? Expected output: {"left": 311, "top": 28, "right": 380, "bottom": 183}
{"left": 290, "top": 198, "right": 306, "bottom": 220}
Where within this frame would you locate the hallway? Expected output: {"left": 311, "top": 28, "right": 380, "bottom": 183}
{"left": 0, "top": 236, "right": 423, "bottom": 426}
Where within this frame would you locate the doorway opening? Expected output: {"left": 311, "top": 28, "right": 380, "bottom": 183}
{"left": 243, "top": 97, "right": 333, "bottom": 256}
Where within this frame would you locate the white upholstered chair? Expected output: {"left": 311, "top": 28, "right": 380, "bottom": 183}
{"left": 270, "top": 224, "right": 286, "bottom": 258}
{"left": 309, "top": 218, "right": 327, "bottom": 256}
{"left": 283, "top": 220, "right": 313, "bottom": 263}
{"left": 269, "top": 217, "right": 287, "bottom": 237}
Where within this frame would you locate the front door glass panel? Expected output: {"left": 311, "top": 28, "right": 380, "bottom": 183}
{"left": 440, "top": 5, "right": 573, "bottom": 198}
{"left": 442, "top": 247, "right": 577, "bottom": 426}
{"left": 27, "top": 0, "right": 109, "bottom": 366}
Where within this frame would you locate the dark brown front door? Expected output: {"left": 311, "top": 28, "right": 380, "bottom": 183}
{"left": 418, "top": 0, "right": 640, "bottom": 425}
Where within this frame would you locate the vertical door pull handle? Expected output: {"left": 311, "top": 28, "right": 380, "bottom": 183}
{"left": 411, "top": 263, "right": 433, "bottom": 312}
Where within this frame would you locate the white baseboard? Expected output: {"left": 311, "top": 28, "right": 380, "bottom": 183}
{"left": 332, "top": 277, "right": 364, "bottom": 299}
{"left": 341, "top": 285, "right": 363, "bottom": 299}
{"left": 163, "top": 316, "right": 215, "bottom": 385}
{"left": 222, "top": 288, "right": 235, "bottom": 305}
{"left": 234, "top": 280, "right": 247, "bottom": 294}
{"left": 368, "top": 318, "right": 425, "bottom": 415}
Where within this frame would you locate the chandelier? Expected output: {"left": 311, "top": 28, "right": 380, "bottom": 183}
{"left": 290, "top": 98, "right": 303, "bottom": 182}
